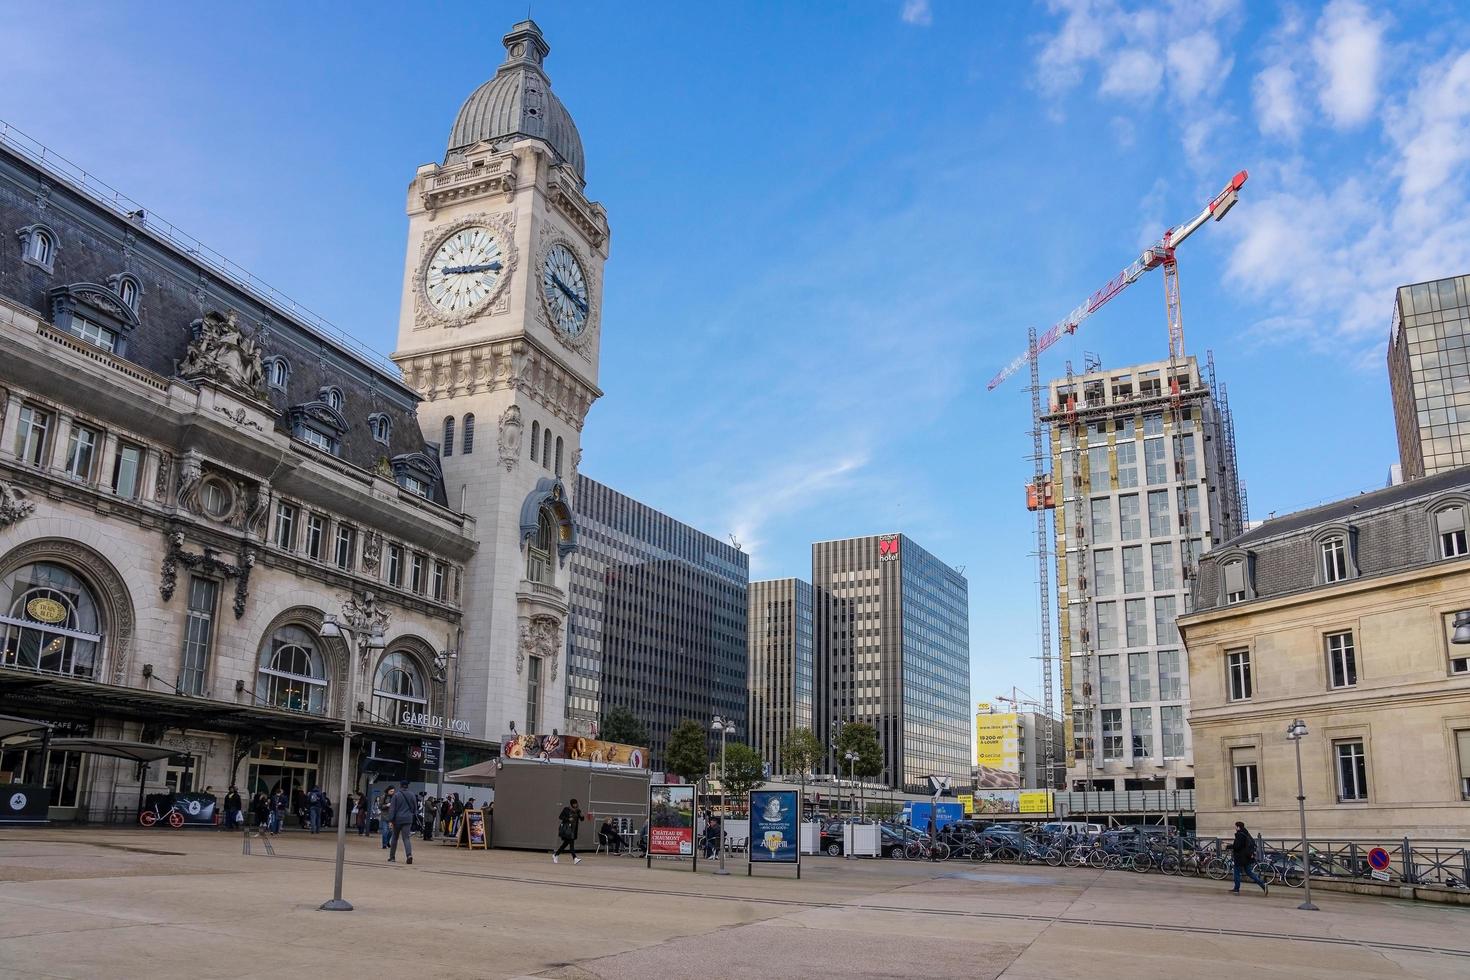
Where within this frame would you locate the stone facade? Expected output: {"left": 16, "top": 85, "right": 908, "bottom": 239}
{"left": 0, "top": 101, "right": 480, "bottom": 820}
{"left": 1179, "top": 468, "right": 1470, "bottom": 839}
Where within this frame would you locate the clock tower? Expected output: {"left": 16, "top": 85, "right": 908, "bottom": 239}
{"left": 393, "top": 20, "right": 609, "bottom": 742}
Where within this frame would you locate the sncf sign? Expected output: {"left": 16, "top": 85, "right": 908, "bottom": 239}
{"left": 878, "top": 536, "right": 900, "bottom": 562}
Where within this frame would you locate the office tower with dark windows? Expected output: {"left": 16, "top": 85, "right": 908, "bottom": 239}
{"left": 811, "top": 534, "right": 970, "bottom": 794}
{"left": 747, "top": 578, "right": 814, "bottom": 774}
{"left": 1043, "top": 355, "right": 1243, "bottom": 794}
{"left": 567, "top": 475, "right": 748, "bottom": 770}
{"left": 1389, "top": 274, "right": 1470, "bottom": 481}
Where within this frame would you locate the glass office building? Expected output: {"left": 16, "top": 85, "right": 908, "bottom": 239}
{"left": 812, "top": 534, "right": 970, "bottom": 793}
{"left": 568, "top": 476, "right": 748, "bottom": 770}
{"left": 747, "top": 578, "right": 814, "bottom": 774}
{"left": 1389, "top": 274, "right": 1470, "bottom": 480}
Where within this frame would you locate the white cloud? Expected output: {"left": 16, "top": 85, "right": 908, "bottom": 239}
{"left": 1312, "top": 0, "right": 1387, "bottom": 128}
{"left": 901, "top": 0, "right": 933, "bottom": 27}
{"left": 1036, "top": 0, "right": 1112, "bottom": 95}
{"left": 1252, "top": 62, "right": 1301, "bottom": 139}
{"left": 727, "top": 452, "right": 870, "bottom": 571}
{"left": 1100, "top": 48, "right": 1163, "bottom": 96}
{"left": 1166, "top": 30, "right": 1232, "bottom": 102}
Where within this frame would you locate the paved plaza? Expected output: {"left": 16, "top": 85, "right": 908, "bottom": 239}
{"left": 0, "top": 829, "right": 1467, "bottom": 979}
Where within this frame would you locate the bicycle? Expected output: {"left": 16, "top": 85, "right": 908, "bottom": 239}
{"left": 139, "top": 800, "right": 186, "bottom": 829}
{"left": 903, "top": 837, "right": 951, "bottom": 861}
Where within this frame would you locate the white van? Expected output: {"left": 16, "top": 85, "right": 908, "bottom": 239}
{"left": 1042, "top": 821, "right": 1103, "bottom": 837}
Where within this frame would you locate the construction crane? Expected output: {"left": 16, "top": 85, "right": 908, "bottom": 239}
{"left": 989, "top": 169, "right": 1248, "bottom": 792}
{"left": 987, "top": 170, "right": 1247, "bottom": 391}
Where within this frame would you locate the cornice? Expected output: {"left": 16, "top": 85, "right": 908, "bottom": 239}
{"left": 392, "top": 334, "right": 601, "bottom": 430}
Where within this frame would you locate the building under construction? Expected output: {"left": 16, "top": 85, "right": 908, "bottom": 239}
{"left": 1040, "top": 354, "right": 1243, "bottom": 793}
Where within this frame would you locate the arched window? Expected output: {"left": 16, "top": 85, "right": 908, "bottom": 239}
{"left": 256, "top": 624, "right": 328, "bottom": 714}
{"left": 530, "top": 421, "right": 540, "bottom": 462}
{"left": 442, "top": 416, "right": 455, "bottom": 457}
{"left": 542, "top": 429, "right": 553, "bottom": 471}
{"left": 1435, "top": 505, "right": 1468, "bottom": 558}
{"left": 527, "top": 506, "right": 555, "bottom": 583}
{"left": 265, "top": 357, "right": 290, "bottom": 389}
{"left": 115, "top": 277, "right": 139, "bottom": 310}
{"left": 368, "top": 414, "right": 391, "bottom": 444}
{"left": 1320, "top": 536, "right": 1347, "bottom": 584}
{"left": 0, "top": 562, "right": 103, "bottom": 678}
{"left": 31, "top": 229, "right": 54, "bottom": 265}
{"left": 555, "top": 436, "right": 563, "bottom": 477}
{"left": 1222, "top": 559, "right": 1249, "bottom": 604}
{"left": 321, "top": 387, "right": 343, "bottom": 412}
{"left": 462, "top": 413, "right": 475, "bottom": 454}
{"left": 373, "top": 651, "right": 428, "bottom": 726}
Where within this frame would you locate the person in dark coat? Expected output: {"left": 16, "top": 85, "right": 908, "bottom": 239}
{"left": 1230, "top": 820, "right": 1269, "bottom": 895}
{"left": 552, "top": 797, "right": 585, "bottom": 864}
{"left": 222, "top": 787, "right": 243, "bottom": 831}
{"left": 386, "top": 780, "right": 417, "bottom": 865}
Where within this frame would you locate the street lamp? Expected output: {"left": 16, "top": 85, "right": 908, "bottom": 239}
{"left": 431, "top": 648, "right": 459, "bottom": 800}
{"left": 842, "top": 750, "right": 859, "bottom": 860}
{"left": 1285, "top": 718, "right": 1318, "bottom": 912}
{"left": 318, "top": 593, "right": 389, "bottom": 913}
{"left": 711, "top": 714, "right": 734, "bottom": 876}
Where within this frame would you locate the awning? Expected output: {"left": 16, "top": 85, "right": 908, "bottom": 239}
{"left": 0, "top": 713, "right": 51, "bottom": 740}
{"left": 7, "top": 737, "right": 179, "bottom": 764}
{"left": 445, "top": 759, "right": 500, "bottom": 783}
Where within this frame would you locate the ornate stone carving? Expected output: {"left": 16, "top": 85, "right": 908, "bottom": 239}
{"left": 498, "top": 405, "right": 523, "bottom": 472}
{"left": 160, "top": 530, "right": 252, "bottom": 619}
{"left": 393, "top": 339, "right": 599, "bottom": 430}
{"left": 155, "top": 452, "right": 172, "bottom": 501}
{"left": 362, "top": 532, "right": 383, "bottom": 574}
{"left": 178, "top": 310, "right": 267, "bottom": 398}
{"left": 214, "top": 405, "right": 263, "bottom": 431}
{"left": 245, "top": 483, "right": 271, "bottom": 538}
{"left": 517, "top": 614, "right": 561, "bottom": 679}
{"left": 570, "top": 447, "right": 582, "bottom": 490}
{"left": 336, "top": 591, "right": 392, "bottom": 693}
{"left": 0, "top": 481, "right": 36, "bottom": 529}
{"left": 176, "top": 450, "right": 203, "bottom": 512}
{"left": 412, "top": 211, "right": 519, "bottom": 331}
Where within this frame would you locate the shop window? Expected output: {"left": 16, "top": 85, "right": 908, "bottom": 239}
{"left": 373, "top": 651, "right": 427, "bottom": 726}
{"left": 256, "top": 625, "right": 328, "bottom": 714}
{"left": 0, "top": 562, "right": 103, "bottom": 678}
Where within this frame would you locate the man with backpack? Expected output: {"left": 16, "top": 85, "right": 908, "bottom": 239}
{"left": 307, "top": 785, "right": 324, "bottom": 835}
{"left": 1231, "top": 820, "right": 1269, "bottom": 896}
{"left": 387, "top": 780, "right": 417, "bottom": 865}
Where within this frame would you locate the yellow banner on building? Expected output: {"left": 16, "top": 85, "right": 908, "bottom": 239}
{"left": 975, "top": 712, "right": 1020, "bottom": 769}
{"left": 1018, "top": 790, "right": 1052, "bottom": 814}
{"left": 958, "top": 793, "right": 974, "bottom": 815}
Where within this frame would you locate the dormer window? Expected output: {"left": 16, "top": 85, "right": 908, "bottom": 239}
{"left": 390, "top": 452, "right": 440, "bottom": 501}
{"left": 1435, "top": 505, "right": 1468, "bottom": 558}
{"left": 299, "top": 427, "right": 335, "bottom": 453}
{"left": 17, "top": 224, "right": 58, "bottom": 274}
{"left": 400, "top": 474, "right": 430, "bottom": 498}
{"left": 287, "top": 400, "right": 347, "bottom": 457}
{"left": 1223, "top": 560, "right": 1248, "bottom": 604}
{"left": 264, "top": 357, "right": 290, "bottom": 390}
{"left": 368, "top": 413, "right": 392, "bottom": 445}
{"left": 320, "top": 386, "right": 343, "bottom": 412}
{"left": 107, "top": 272, "right": 142, "bottom": 312}
{"left": 48, "top": 282, "right": 140, "bottom": 357}
{"left": 1310, "top": 523, "right": 1358, "bottom": 587}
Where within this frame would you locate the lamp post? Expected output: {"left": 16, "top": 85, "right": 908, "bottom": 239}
{"left": 1285, "top": 718, "right": 1317, "bottom": 912}
{"left": 711, "top": 714, "right": 734, "bottom": 876}
{"left": 432, "top": 645, "right": 459, "bottom": 800}
{"left": 318, "top": 593, "right": 388, "bottom": 913}
{"left": 843, "top": 750, "right": 859, "bottom": 860}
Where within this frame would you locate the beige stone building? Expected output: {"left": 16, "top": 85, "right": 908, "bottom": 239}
{"left": 1179, "top": 467, "right": 1470, "bottom": 840}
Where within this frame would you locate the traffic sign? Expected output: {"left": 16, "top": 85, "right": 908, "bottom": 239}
{"left": 1367, "top": 847, "right": 1391, "bottom": 871}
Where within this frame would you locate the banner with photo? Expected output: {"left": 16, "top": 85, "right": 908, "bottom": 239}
{"left": 748, "top": 790, "right": 799, "bottom": 864}
{"left": 501, "top": 733, "right": 648, "bottom": 768}
{"left": 972, "top": 790, "right": 1020, "bottom": 814}
{"left": 648, "top": 784, "right": 694, "bottom": 857}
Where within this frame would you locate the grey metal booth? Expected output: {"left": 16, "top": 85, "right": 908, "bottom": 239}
{"left": 472, "top": 758, "right": 650, "bottom": 851}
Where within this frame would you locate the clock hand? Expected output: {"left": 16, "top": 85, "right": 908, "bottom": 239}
{"left": 550, "top": 274, "right": 589, "bottom": 313}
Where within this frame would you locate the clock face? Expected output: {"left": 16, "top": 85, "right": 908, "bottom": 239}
{"left": 425, "top": 227, "right": 504, "bottom": 315}
{"left": 542, "top": 243, "right": 590, "bottom": 338}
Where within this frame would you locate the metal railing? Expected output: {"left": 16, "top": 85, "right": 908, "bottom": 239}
{"left": 1256, "top": 835, "right": 1470, "bottom": 889}
{"left": 1054, "top": 789, "right": 1195, "bottom": 815}
{"left": 0, "top": 118, "right": 401, "bottom": 377}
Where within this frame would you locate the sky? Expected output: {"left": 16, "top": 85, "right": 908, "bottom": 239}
{"left": 5, "top": 0, "right": 1470, "bottom": 726}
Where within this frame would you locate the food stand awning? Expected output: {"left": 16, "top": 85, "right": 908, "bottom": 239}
{"left": 445, "top": 759, "right": 500, "bottom": 783}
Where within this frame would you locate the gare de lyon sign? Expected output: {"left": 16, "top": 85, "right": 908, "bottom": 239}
{"left": 399, "top": 710, "right": 471, "bottom": 735}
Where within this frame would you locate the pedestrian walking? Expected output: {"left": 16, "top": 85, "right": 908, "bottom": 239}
{"left": 269, "top": 788, "right": 286, "bottom": 835}
{"left": 386, "top": 779, "right": 416, "bottom": 865}
{"left": 307, "top": 784, "right": 325, "bottom": 834}
{"left": 379, "top": 789, "right": 395, "bottom": 848}
{"left": 1230, "top": 821, "right": 1269, "bottom": 896}
{"left": 551, "top": 797, "right": 585, "bottom": 864}
{"left": 222, "top": 786, "right": 242, "bottom": 831}
{"left": 354, "top": 795, "right": 368, "bottom": 836}
{"left": 251, "top": 792, "right": 270, "bottom": 830}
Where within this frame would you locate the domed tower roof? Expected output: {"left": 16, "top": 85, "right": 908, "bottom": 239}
{"left": 446, "top": 20, "right": 585, "bottom": 179}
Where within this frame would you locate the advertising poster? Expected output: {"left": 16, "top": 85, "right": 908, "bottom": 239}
{"left": 749, "top": 790, "right": 799, "bottom": 865}
{"left": 975, "top": 710, "right": 1021, "bottom": 789}
{"left": 1018, "top": 790, "right": 1053, "bottom": 815}
{"left": 958, "top": 792, "right": 975, "bottom": 815}
{"left": 973, "top": 790, "right": 1020, "bottom": 814}
{"left": 648, "top": 784, "right": 694, "bottom": 858}
{"left": 501, "top": 734, "right": 648, "bottom": 768}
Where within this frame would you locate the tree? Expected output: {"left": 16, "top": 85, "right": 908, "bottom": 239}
{"left": 781, "top": 727, "right": 823, "bottom": 786}
{"left": 598, "top": 705, "right": 648, "bottom": 747}
{"left": 719, "top": 742, "right": 766, "bottom": 802}
{"left": 664, "top": 719, "right": 709, "bottom": 783}
{"left": 834, "top": 721, "right": 883, "bottom": 780}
